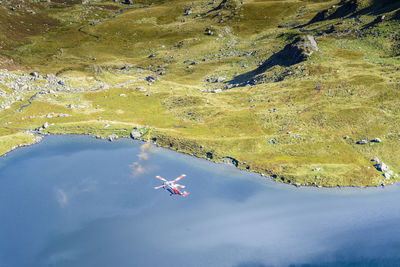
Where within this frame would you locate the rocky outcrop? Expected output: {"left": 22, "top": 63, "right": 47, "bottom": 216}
{"left": 375, "top": 162, "right": 389, "bottom": 172}
{"left": 230, "top": 35, "right": 318, "bottom": 86}
{"left": 130, "top": 128, "right": 142, "bottom": 139}
{"left": 282, "top": 35, "right": 319, "bottom": 63}
{"left": 108, "top": 134, "right": 119, "bottom": 142}
{"left": 221, "top": 157, "right": 239, "bottom": 167}
{"left": 0, "top": 68, "right": 116, "bottom": 111}
{"left": 264, "top": 35, "right": 319, "bottom": 66}
{"left": 210, "top": 0, "right": 242, "bottom": 12}
{"left": 307, "top": 0, "right": 400, "bottom": 26}
{"left": 371, "top": 158, "right": 396, "bottom": 181}
{"left": 356, "top": 137, "right": 382, "bottom": 145}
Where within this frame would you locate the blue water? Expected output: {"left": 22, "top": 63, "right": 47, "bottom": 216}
{"left": 0, "top": 135, "right": 399, "bottom": 267}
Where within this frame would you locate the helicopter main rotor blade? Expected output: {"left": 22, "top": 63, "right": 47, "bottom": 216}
{"left": 174, "top": 184, "right": 185, "bottom": 188}
{"left": 154, "top": 185, "right": 164, "bottom": 189}
{"left": 172, "top": 174, "right": 186, "bottom": 183}
{"left": 156, "top": 176, "right": 167, "bottom": 182}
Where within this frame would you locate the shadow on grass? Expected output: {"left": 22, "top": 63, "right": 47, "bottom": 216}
{"left": 229, "top": 38, "right": 309, "bottom": 86}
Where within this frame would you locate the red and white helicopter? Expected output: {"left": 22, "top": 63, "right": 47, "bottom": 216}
{"left": 154, "top": 174, "right": 190, "bottom": 197}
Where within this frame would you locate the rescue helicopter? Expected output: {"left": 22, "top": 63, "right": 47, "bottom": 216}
{"left": 154, "top": 174, "right": 190, "bottom": 196}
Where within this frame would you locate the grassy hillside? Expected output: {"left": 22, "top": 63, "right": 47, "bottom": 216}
{"left": 0, "top": 0, "right": 399, "bottom": 187}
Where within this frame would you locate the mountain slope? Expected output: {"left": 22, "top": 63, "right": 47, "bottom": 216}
{"left": 0, "top": 0, "right": 399, "bottom": 187}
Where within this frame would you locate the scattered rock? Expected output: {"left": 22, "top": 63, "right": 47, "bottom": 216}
{"left": 119, "top": 93, "right": 127, "bottom": 97}
{"left": 383, "top": 173, "right": 391, "bottom": 179}
{"left": 29, "top": 72, "right": 39, "bottom": 78}
{"left": 43, "top": 122, "right": 49, "bottom": 129}
{"left": 57, "top": 113, "right": 71, "bottom": 117}
{"left": 269, "top": 138, "right": 276, "bottom": 144}
{"left": 343, "top": 136, "right": 349, "bottom": 140}
{"left": 108, "top": 134, "right": 119, "bottom": 142}
{"left": 371, "top": 157, "right": 380, "bottom": 164}
{"left": 205, "top": 28, "right": 214, "bottom": 36}
{"left": 215, "top": 76, "right": 226, "bottom": 83}
{"left": 146, "top": 76, "right": 156, "bottom": 83}
{"left": 312, "top": 167, "right": 323, "bottom": 171}
{"left": 224, "top": 84, "right": 234, "bottom": 90}
{"left": 184, "top": 60, "right": 196, "bottom": 65}
{"left": 184, "top": 7, "right": 193, "bottom": 16}
{"left": 137, "top": 87, "right": 147, "bottom": 92}
{"left": 371, "top": 138, "right": 381, "bottom": 143}
{"left": 356, "top": 139, "right": 367, "bottom": 144}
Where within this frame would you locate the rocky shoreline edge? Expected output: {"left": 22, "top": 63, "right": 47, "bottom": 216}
{"left": 1, "top": 130, "right": 398, "bottom": 190}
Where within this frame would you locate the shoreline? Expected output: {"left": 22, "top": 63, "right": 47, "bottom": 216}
{"left": 0, "top": 132, "right": 43, "bottom": 160}
{"left": 1, "top": 132, "right": 397, "bottom": 190}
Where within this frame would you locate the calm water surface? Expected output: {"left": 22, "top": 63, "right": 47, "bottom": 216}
{"left": 0, "top": 135, "right": 399, "bottom": 267}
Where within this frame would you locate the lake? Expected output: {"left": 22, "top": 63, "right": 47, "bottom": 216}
{"left": 0, "top": 135, "right": 399, "bottom": 267}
